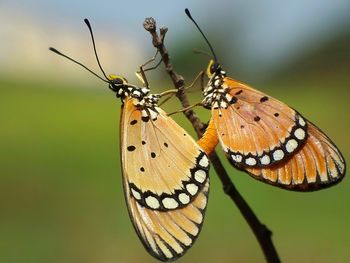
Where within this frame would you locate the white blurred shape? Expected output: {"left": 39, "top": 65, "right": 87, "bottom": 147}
{"left": 0, "top": 6, "right": 145, "bottom": 87}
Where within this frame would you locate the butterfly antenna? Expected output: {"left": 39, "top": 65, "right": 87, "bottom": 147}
{"left": 84, "top": 18, "right": 109, "bottom": 80}
{"left": 49, "top": 47, "right": 109, "bottom": 83}
{"left": 185, "top": 8, "right": 217, "bottom": 62}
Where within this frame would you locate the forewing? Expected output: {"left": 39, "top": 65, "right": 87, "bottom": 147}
{"left": 213, "top": 77, "right": 307, "bottom": 167}
{"left": 120, "top": 98, "right": 210, "bottom": 261}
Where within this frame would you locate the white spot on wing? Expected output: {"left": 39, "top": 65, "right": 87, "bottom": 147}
{"left": 162, "top": 197, "right": 179, "bottom": 209}
{"left": 194, "top": 170, "right": 206, "bottom": 183}
{"left": 131, "top": 189, "right": 141, "bottom": 200}
{"left": 285, "top": 139, "right": 298, "bottom": 153}
{"left": 186, "top": 184, "right": 199, "bottom": 196}
{"left": 178, "top": 193, "right": 190, "bottom": 204}
{"left": 231, "top": 154, "right": 242, "bottom": 163}
{"left": 273, "top": 149, "right": 284, "bottom": 161}
{"left": 294, "top": 128, "right": 306, "bottom": 140}
{"left": 260, "top": 155, "right": 271, "bottom": 165}
{"left": 199, "top": 155, "right": 209, "bottom": 168}
{"left": 245, "top": 157, "right": 257, "bottom": 166}
{"left": 145, "top": 196, "right": 160, "bottom": 209}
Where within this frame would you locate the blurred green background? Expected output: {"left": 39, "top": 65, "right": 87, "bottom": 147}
{"left": 1, "top": 1, "right": 350, "bottom": 262}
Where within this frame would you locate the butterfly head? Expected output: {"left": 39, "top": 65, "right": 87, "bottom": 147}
{"left": 107, "top": 74, "right": 150, "bottom": 103}
{"left": 108, "top": 74, "right": 128, "bottom": 94}
{"left": 206, "top": 59, "right": 226, "bottom": 79}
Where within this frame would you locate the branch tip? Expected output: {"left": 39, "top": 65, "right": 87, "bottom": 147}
{"left": 143, "top": 17, "right": 156, "bottom": 32}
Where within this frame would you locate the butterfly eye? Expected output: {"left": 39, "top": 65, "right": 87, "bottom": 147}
{"left": 210, "top": 62, "right": 219, "bottom": 74}
{"left": 113, "top": 77, "right": 124, "bottom": 85}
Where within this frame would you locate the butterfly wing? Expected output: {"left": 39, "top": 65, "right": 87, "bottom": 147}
{"left": 199, "top": 118, "right": 345, "bottom": 190}
{"left": 120, "top": 97, "right": 210, "bottom": 261}
{"left": 212, "top": 77, "right": 308, "bottom": 167}
{"left": 244, "top": 121, "right": 346, "bottom": 191}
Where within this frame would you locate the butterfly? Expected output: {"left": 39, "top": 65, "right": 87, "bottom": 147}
{"left": 185, "top": 9, "right": 346, "bottom": 191}
{"left": 49, "top": 19, "right": 210, "bottom": 261}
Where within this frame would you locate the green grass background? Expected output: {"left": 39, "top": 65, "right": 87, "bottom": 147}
{"left": 1, "top": 57, "right": 349, "bottom": 263}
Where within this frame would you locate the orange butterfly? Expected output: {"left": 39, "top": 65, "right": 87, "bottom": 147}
{"left": 185, "top": 9, "right": 346, "bottom": 191}
{"left": 50, "top": 19, "right": 210, "bottom": 261}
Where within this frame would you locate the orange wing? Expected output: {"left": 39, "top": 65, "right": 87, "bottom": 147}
{"left": 244, "top": 121, "right": 345, "bottom": 191}
{"left": 120, "top": 97, "right": 210, "bottom": 261}
{"left": 212, "top": 77, "right": 308, "bottom": 167}
{"left": 199, "top": 117, "right": 345, "bottom": 190}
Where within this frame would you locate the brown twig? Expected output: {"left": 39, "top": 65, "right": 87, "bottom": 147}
{"left": 143, "top": 17, "right": 281, "bottom": 263}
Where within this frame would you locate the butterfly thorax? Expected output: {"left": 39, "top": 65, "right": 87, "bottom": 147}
{"left": 133, "top": 93, "right": 161, "bottom": 122}
{"left": 109, "top": 79, "right": 160, "bottom": 121}
{"left": 202, "top": 69, "right": 233, "bottom": 109}
{"left": 113, "top": 84, "right": 149, "bottom": 101}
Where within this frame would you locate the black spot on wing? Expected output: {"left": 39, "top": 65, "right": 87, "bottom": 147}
{"left": 142, "top": 116, "right": 150, "bottom": 122}
{"left": 260, "top": 96, "right": 269, "bottom": 103}
{"left": 127, "top": 145, "right": 136, "bottom": 152}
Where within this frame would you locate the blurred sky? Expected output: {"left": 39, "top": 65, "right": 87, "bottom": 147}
{"left": 1, "top": 0, "right": 350, "bottom": 84}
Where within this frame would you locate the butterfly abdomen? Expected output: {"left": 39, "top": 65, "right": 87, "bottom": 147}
{"left": 197, "top": 118, "right": 219, "bottom": 155}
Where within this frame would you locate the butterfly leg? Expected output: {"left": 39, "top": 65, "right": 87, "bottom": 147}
{"left": 158, "top": 92, "right": 176, "bottom": 106}
{"left": 140, "top": 50, "right": 163, "bottom": 72}
{"left": 161, "top": 71, "right": 204, "bottom": 110}
{"left": 157, "top": 72, "right": 204, "bottom": 106}
{"left": 157, "top": 71, "right": 204, "bottom": 105}
{"left": 167, "top": 102, "right": 203, "bottom": 116}
{"left": 180, "top": 71, "right": 205, "bottom": 93}
{"left": 143, "top": 58, "right": 163, "bottom": 72}
{"left": 136, "top": 51, "right": 163, "bottom": 88}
